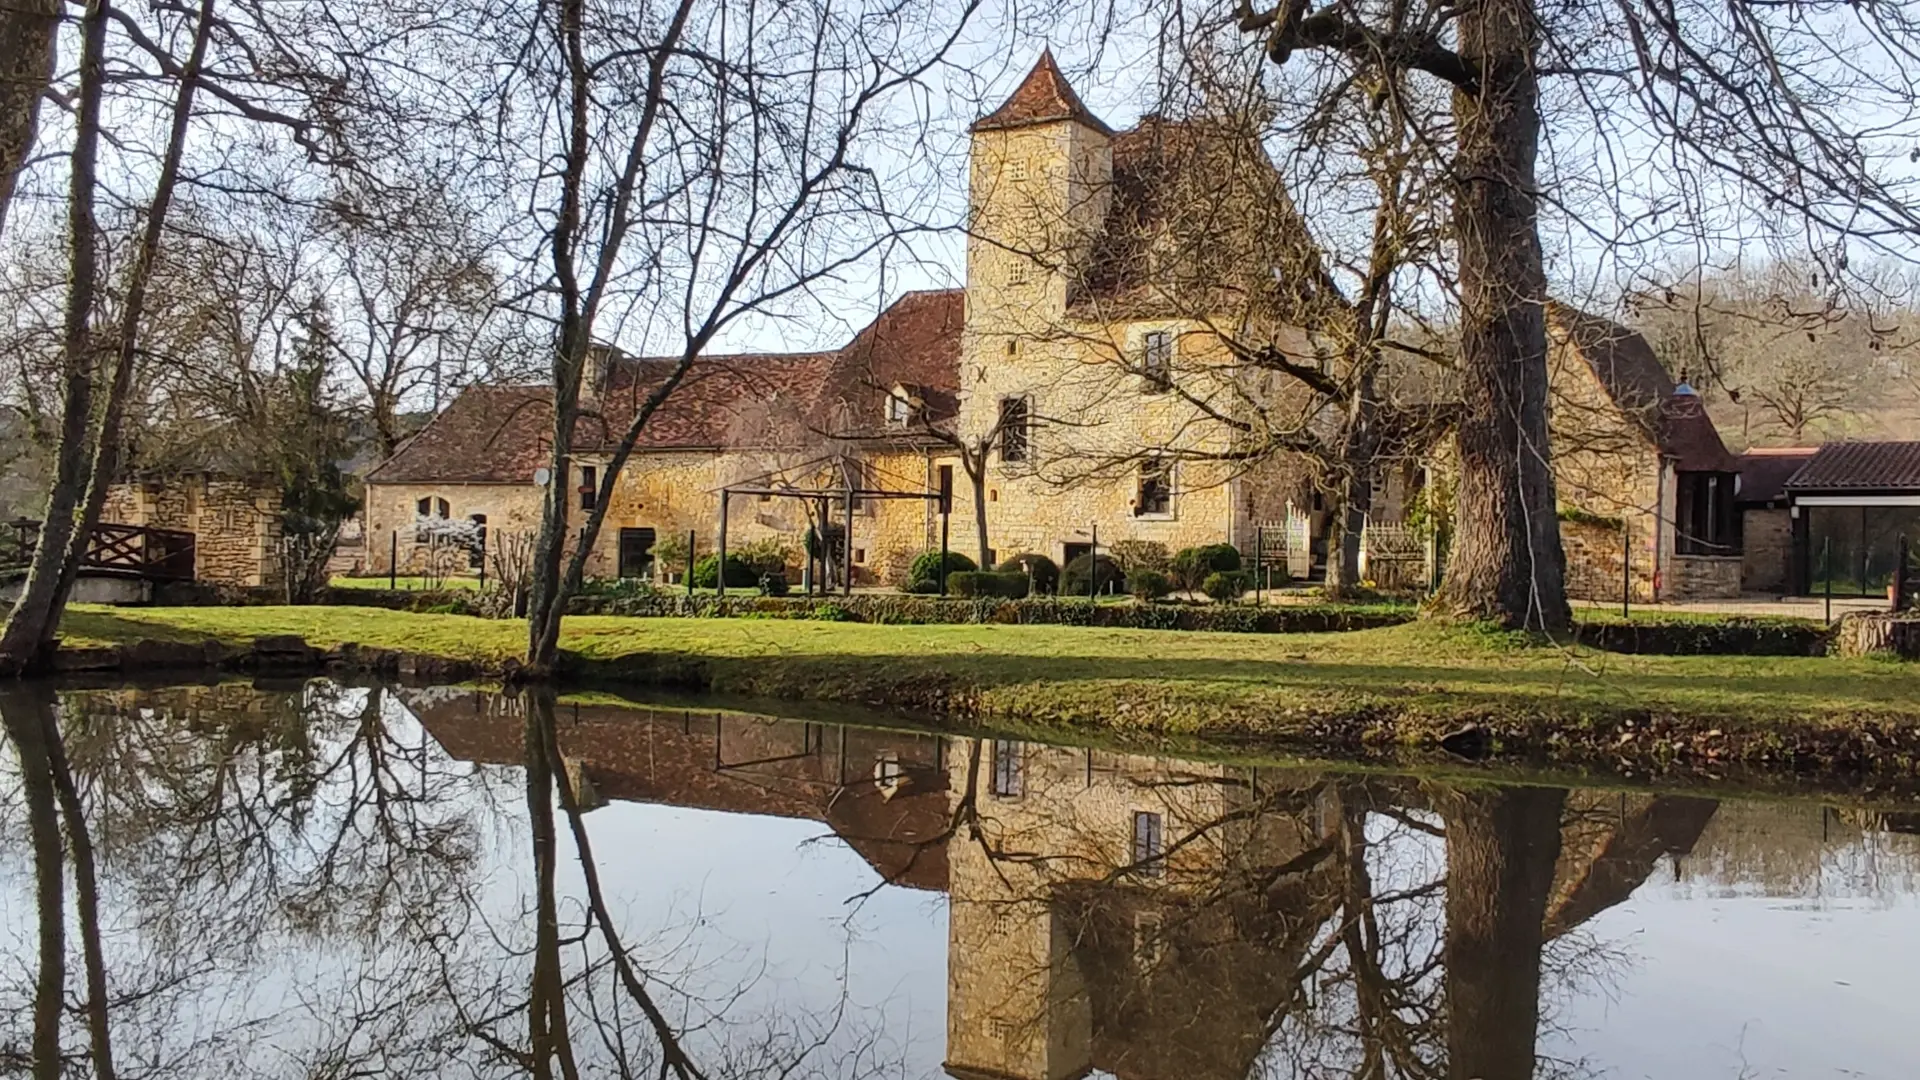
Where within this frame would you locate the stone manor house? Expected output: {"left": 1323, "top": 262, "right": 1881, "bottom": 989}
{"left": 358, "top": 52, "right": 1784, "bottom": 602}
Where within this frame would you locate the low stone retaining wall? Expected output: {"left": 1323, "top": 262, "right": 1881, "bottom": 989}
{"left": 1834, "top": 613, "right": 1920, "bottom": 659}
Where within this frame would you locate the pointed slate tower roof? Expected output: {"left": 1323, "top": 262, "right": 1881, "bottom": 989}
{"left": 971, "top": 49, "right": 1114, "bottom": 137}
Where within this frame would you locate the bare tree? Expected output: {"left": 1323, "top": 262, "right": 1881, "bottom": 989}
{"left": 317, "top": 187, "right": 502, "bottom": 456}
{"left": 1220, "top": 0, "right": 1920, "bottom": 628}
{"left": 483, "top": 0, "right": 982, "bottom": 671}
{"left": 1631, "top": 262, "right": 1919, "bottom": 445}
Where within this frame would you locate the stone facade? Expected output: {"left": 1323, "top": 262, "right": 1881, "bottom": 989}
{"left": 1742, "top": 507, "right": 1794, "bottom": 593}
{"left": 102, "top": 475, "right": 282, "bottom": 587}
{"left": 1545, "top": 306, "right": 1743, "bottom": 602}
{"left": 367, "top": 447, "right": 956, "bottom": 585}
{"left": 1668, "top": 553, "right": 1743, "bottom": 600}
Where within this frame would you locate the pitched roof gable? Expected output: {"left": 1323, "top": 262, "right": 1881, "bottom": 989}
{"left": 1547, "top": 302, "right": 1738, "bottom": 473}
{"left": 971, "top": 49, "right": 1114, "bottom": 137}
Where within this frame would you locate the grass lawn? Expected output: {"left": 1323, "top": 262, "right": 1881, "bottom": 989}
{"left": 56, "top": 604, "right": 1920, "bottom": 752}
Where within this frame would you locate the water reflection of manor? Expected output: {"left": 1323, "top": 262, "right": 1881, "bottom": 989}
{"left": 401, "top": 689, "right": 1920, "bottom": 1080}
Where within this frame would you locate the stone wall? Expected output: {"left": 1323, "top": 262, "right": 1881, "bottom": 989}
{"left": 103, "top": 476, "right": 281, "bottom": 586}
{"left": 1742, "top": 507, "right": 1793, "bottom": 593}
{"left": 365, "top": 446, "right": 950, "bottom": 584}
{"left": 1667, "top": 554, "right": 1742, "bottom": 600}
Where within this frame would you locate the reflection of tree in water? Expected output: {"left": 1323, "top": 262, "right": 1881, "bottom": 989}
{"left": 14, "top": 681, "right": 1918, "bottom": 1080}
{"left": 1, "top": 682, "right": 884, "bottom": 1080}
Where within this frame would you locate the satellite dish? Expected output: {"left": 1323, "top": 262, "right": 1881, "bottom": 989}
{"left": 533, "top": 467, "right": 551, "bottom": 487}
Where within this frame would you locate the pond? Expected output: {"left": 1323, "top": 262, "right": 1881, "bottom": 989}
{"left": 3, "top": 679, "right": 1919, "bottom": 1078}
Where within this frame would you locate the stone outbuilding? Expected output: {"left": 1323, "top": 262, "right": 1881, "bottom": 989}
{"left": 101, "top": 469, "right": 285, "bottom": 587}
{"left": 1547, "top": 303, "right": 1743, "bottom": 602}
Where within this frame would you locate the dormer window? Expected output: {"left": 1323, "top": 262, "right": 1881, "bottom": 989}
{"left": 886, "top": 386, "right": 914, "bottom": 426}
{"left": 1142, "top": 330, "right": 1173, "bottom": 392}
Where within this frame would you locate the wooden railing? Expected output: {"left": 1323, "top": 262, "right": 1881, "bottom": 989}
{"left": 1, "top": 519, "right": 197, "bottom": 581}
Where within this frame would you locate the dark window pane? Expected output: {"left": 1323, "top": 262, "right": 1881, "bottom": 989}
{"left": 999, "top": 398, "right": 1030, "bottom": 463}
{"left": 991, "top": 740, "right": 1023, "bottom": 797}
{"left": 1132, "top": 810, "right": 1164, "bottom": 875}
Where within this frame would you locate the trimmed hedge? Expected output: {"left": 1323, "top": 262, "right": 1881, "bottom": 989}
{"left": 908, "top": 550, "right": 976, "bottom": 589}
{"left": 1202, "top": 570, "right": 1250, "bottom": 603}
{"left": 1129, "top": 569, "right": 1173, "bottom": 601}
{"left": 1062, "top": 553, "right": 1126, "bottom": 596}
{"left": 693, "top": 553, "right": 759, "bottom": 588}
{"left": 1576, "top": 616, "right": 1831, "bottom": 656}
{"left": 559, "top": 591, "right": 1415, "bottom": 632}
{"left": 948, "top": 570, "right": 1031, "bottom": 599}
{"left": 997, "top": 553, "right": 1060, "bottom": 595}
{"left": 1173, "top": 544, "right": 1242, "bottom": 591}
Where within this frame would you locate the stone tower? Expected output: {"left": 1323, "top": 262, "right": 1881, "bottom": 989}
{"left": 964, "top": 49, "right": 1113, "bottom": 337}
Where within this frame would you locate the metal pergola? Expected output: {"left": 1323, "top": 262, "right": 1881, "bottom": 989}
{"left": 714, "top": 471, "right": 953, "bottom": 597}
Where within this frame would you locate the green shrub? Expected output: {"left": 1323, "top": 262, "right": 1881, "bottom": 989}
{"left": 908, "top": 549, "right": 976, "bottom": 589}
{"left": 948, "top": 570, "right": 1030, "bottom": 599}
{"left": 1128, "top": 569, "right": 1173, "bottom": 601}
{"left": 1108, "top": 539, "right": 1172, "bottom": 573}
{"left": 1202, "top": 570, "right": 1250, "bottom": 603}
{"left": 556, "top": 590, "right": 1417, "bottom": 633}
{"left": 1062, "top": 553, "right": 1126, "bottom": 597}
{"left": 997, "top": 553, "right": 1060, "bottom": 594}
{"left": 692, "top": 553, "right": 758, "bottom": 588}
{"left": 905, "top": 577, "right": 944, "bottom": 595}
{"left": 759, "top": 572, "right": 790, "bottom": 597}
{"left": 1172, "top": 543, "right": 1242, "bottom": 591}
{"left": 734, "top": 537, "right": 796, "bottom": 577}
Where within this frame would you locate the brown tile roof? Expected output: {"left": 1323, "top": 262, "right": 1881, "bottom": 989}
{"left": 814, "top": 288, "right": 964, "bottom": 437}
{"left": 971, "top": 49, "right": 1114, "bottom": 137}
{"left": 1070, "top": 115, "right": 1327, "bottom": 323}
{"left": 1547, "top": 302, "right": 1738, "bottom": 473}
{"left": 1785, "top": 440, "right": 1920, "bottom": 492}
{"left": 1736, "top": 447, "right": 1819, "bottom": 505}
{"left": 366, "top": 290, "right": 964, "bottom": 484}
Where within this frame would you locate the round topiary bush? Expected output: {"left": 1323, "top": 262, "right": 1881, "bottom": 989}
{"left": 904, "top": 577, "right": 944, "bottom": 595}
{"left": 997, "top": 553, "right": 1061, "bottom": 595}
{"left": 692, "top": 553, "right": 758, "bottom": 588}
{"left": 1128, "top": 568, "right": 1173, "bottom": 601}
{"left": 758, "top": 572, "right": 790, "bottom": 597}
{"left": 1062, "top": 553, "right": 1126, "bottom": 597}
{"left": 1172, "top": 543, "right": 1243, "bottom": 591}
{"left": 1202, "top": 569, "right": 1250, "bottom": 604}
{"left": 907, "top": 549, "right": 976, "bottom": 589}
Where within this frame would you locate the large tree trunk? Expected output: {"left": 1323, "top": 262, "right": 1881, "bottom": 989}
{"left": 1431, "top": 0, "right": 1570, "bottom": 632}
{"left": 49, "top": 0, "right": 217, "bottom": 648}
{"left": 0, "top": 0, "right": 57, "bottom": 240}
{"left": 0, "top": 0, "right": 111, "bottom": 673}
{"left": 1441, "top": 784, "right": 1565, "bottom": 1080}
